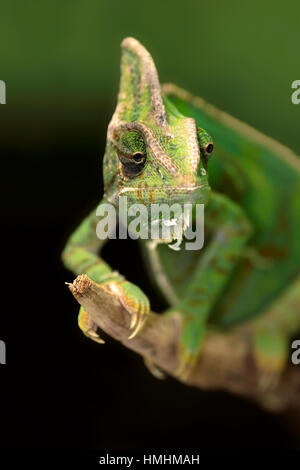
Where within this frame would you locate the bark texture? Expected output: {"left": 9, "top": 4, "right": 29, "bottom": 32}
{"left": 67, "top": 274, "right": 300, "bottom": 413}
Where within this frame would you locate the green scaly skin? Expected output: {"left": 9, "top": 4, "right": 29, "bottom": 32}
{"left": 62, "top": 38, "right": 300, "bottom": 384}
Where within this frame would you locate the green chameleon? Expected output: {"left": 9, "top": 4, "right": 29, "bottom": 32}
{"left": 62, "top": 37, "right": 300, "bottom": 383}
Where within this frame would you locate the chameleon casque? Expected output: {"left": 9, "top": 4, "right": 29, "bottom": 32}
{"left": 62, "top": 37, "right": 300, "bottom": 384}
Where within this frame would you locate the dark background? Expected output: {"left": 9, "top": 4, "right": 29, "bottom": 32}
{"left": 1, "top": 0, "right": 300, "bottom": 450}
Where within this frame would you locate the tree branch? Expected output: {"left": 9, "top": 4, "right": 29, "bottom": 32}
{"left": 67, "top": 274, "right": 300, "bottom": 413}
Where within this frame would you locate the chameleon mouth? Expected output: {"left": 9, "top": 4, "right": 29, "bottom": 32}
{"left": 115, "top": 183, "right": 209, "bottom": 201}
{"left": 118, "top": 183, "right": 204, "bottom": 192}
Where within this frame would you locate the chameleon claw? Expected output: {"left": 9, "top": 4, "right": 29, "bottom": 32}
{"left": 130, "top": 312, "right": 138, "bottom": 330}
{"left": 128, "top": 315, "right": 146, "bottom": 339}
{"left": 109, "top": 280, "right": 149, "bottom": 340}
{"left": 78, "top": 308, "right": 105, "bottom": 344}
{"left": 86, "top": 329, "right": 105, "bottom": 344}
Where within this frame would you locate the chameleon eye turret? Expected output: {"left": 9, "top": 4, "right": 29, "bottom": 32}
{"left": 115, "top": 129, "right": 147, "bottom": 177}
{"left": 117, "top": 151, "right": 146, "bottom": 177}
{"left": 203, "top": 142, "right": 214, "bottom": 155}
{"left": 201, "top": 142, "right": 214, "bottom": 165}
{"left": 196, "top": 127, "right": 214, "bottom": 166}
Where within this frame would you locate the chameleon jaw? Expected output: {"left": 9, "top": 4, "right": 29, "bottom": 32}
{"left": 112, "top": 182, "right": 209, "bottom": 199}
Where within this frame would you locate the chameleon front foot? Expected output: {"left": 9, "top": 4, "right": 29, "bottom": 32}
{"left": 107, "top": 280, "right": 150, "bottom": 339}
{"left": 78, "top": 307, "right": 105, "bottom": 344}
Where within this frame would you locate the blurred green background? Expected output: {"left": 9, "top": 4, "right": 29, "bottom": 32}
{"left": 1, "top": 0, "right": 299, "bottom": 150}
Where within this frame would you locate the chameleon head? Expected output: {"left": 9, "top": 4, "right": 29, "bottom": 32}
{"left": 103, "top": 38, "right": 213, "bottom": 242}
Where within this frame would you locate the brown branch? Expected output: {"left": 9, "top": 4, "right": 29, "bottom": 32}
{"left": 67, "top": 275, "right": 300, "bottom": 413}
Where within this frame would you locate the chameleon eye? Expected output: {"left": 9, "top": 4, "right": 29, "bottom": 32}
{"left": 204, "top": 143, "right": 214, "bottom": 155}
{"left": 200, "top": 142, "right": 214, "bottom": 166}
{"left": 117, "top": 149, "right": 147, "bottom": 177}
{"left": 133, "top": 152, "right": 144, "bottom": 163}
{"left": 197, "top": 127, "right": 214, "bottom": 165}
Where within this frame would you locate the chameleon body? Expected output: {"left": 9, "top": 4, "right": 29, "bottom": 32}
{"left": 62, "top": 38, "right": 300, "bottom": 382}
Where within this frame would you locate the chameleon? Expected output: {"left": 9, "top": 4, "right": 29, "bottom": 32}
{"left": 62, "top": 37, "right": 300, "bottom": 384}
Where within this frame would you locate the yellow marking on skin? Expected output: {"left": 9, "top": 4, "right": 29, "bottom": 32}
{"left": 78, "top": 311, "right": 89, "bottom": 331}
{"left": 138, "top": 172, "right": 145, "bottom": 184}
{"left": 78, "top": 310, "right": 105, "bottom": 344}
{"left": 149, "top": 188, "right": 155, "bottom": 203}
{"left": 137, "top": 182, "right": 147, "bottom": 205}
